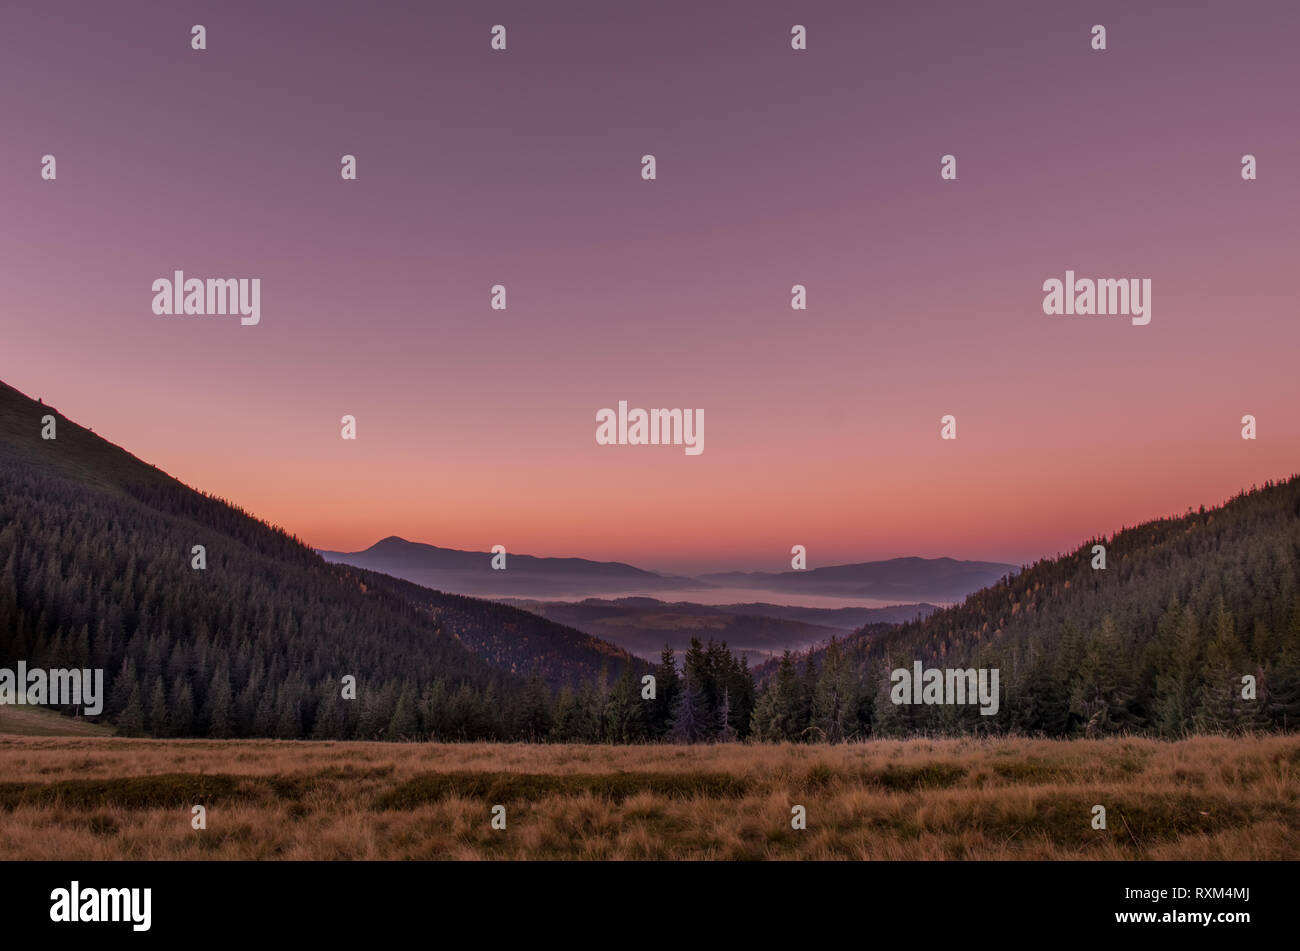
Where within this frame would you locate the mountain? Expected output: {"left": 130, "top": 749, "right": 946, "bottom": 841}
{"left": 500, "top": 597, "right": 938, "bottom": 663}
{"left": 317, "top": 537, "right": 699, "bottom": 599}
{"left": 320, "top": 539, "right": 1013, "bottom": 603}
{"left": 751, "top": 476, "right": 1300, "bottom": 739}
{"left": 339, "top": 568, "right": 647, "bottom": 688}
{"left": 699, "top": 556, "right": 1017, "bottom": 601}
{"left": 0, "top": 379, "right": 636, "bottom": 738}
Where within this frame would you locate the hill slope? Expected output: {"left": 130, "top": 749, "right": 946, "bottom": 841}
{"left": 753, "top": 477, "right": 1300, "bottom": 739}
{"left": 499, "top": 597, "right": 937, "bottom": 664}
{"left": 0, "top": 704, "right": 116, "bottom": 737}
{"left": 339, "top": 568, "right": 647, "bottom": 688}
{"left": 0, "top": 380, "right": 632, "bottom": 738}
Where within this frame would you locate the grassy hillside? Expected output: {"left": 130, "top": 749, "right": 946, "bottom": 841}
{"left": 1, "top": 734, "right": 1295, "bottom": 859}
{"left": 0, "top": 705, "right": 115, "bottom": 737}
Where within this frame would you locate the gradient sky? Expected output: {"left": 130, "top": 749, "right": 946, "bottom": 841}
{"left": 2, "top": 0, "right": 1298, "bottom": 575}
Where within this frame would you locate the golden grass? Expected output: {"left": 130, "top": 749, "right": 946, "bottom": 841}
{"left": 0, "top": 734, "right": 1296, "bottom": 860}
{"left": 0, "top": 705, "right": 115, "bottom": 737}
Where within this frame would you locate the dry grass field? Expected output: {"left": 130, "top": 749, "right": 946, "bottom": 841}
{"left": 1, "top": 733, "right": 1297, "bottom": 860}
{"left": 0, "top": 706, "right": 116, "bottom": 738}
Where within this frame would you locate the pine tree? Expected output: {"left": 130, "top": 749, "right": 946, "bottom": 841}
{"left": 728, "top": 653, "right": 757, "bottom": 738}
{"left": 870, "top": 657, "right": 906, "bottom": 738}
{"left": 1019, "top": 654, "right": 1069, "bottom": 736}
{"left": 1197, "top": 601, "right": 1261, "bottom": 733}
{"left": 107, "top": 657, "right": 138, "bottom": 717}
{"left": 146, "top": 676, "right": 169, "bottom": 736}
{"left": 796, "top": 651, "right": 818, "bottom": 740}
{"left": 275, "top": 678, "right": 305, "bottom": 739}
{"left": 718, "top": 688, "right": 738, "bottom": 742}
{"left": 252, "top": 684, "right": 277, "bottom": 735}
{"left": 605, "top": 665, "right": 644, "bottom": 742}
{"left": 386, "top": 685, "right": 419, "bottom": 740}
{"left": 420, "top": 680, "right": 449, "bottom": 739}
{"left": 772, "top": 650, "right": 802, "bottom": 740}
{"left": 1072, "top": 615, "right": 1136, "bottom": 735}
{"left": 358, "top": 682, "right": 396, "bottom": 739}
{"left": 512, "top": 671, "right": 553, "bottom": 741}
{"left": 670, "top": 672, "right": 708, "bottom": 744}
{"left": 1152, "top": 605, "right": 1203, "bottom": 737}
{"left": 205, "top": 663, "right": 234, "bottom": 738}
{"left": 170, "top": 676, "right": 196, "bottom": 736}
{"left": 752, "top": 651, "right": 800, "bottom": 741}
{"left": 681, "top": 638, "right": 716, "bottom": 738}
{"left": 312, "top": 684, "right": 347, "bottom": 739}
{"left": 651, "top": 645, "right": 680, "bottom": 738}
{"left": 550, "top": 686, "right": 576, "bottom": 741}
{"left": 813, "top": 638, "right": 857, "bottom": 742}
{"left": 1266, "top": 600, "right": 1300, "bottom": 728}
{"left": 569, "top": 681, "right": 602, "bottom": 742}
{"left": 117, "top": 681, "right": 146, "bottom": 736}
{"left": 750, "top": 683, "right": 778, "bottom": 741}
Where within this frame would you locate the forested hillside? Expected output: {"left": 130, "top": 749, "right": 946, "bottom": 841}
{"left": 341, "top": 567, "right": 647, "bottom": 689}
{"left": 751, "top": 477, "right": 1300, "bottom": 740}
{"left": 0, "top": 380, "right": 630, "bottom": 739}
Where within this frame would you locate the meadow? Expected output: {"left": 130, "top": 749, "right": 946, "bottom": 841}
{"left": 1, "top": 726, "right": 1297, "bottom": 860}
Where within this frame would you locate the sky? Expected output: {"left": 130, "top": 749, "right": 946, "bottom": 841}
{"left": 2, "top": 0, "right": 1298, "bottom": 575}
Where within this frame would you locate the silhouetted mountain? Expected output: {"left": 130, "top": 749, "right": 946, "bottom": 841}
{"left": 699, "top": 557, "right": 1016, "bottom": 601}
{"left": 317, "top": 537, "right": 698, "bottom": 599}
{"left": 321, "top": 538, "right": 1011, "bottom": 604}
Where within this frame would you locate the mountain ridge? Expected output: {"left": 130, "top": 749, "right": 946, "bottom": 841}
{"left": 319, "top": 539, "right": 1015, "bottom": 602}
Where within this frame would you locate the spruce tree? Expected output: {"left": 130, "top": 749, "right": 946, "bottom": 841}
{"left": 1197, "top": 601, "right": 1261, "bottom": 733}
{"left": 205, "top": 663, "right": 234, "bottom": 738}
{"left": 1072, "top": 615, "right": 1136, "bottom": 735}
{"left": 146, "top": 676, "right": 169, "bottom": 736}
{"left": 670, "top": 672, "right": 708, "bottom": 744}
{"left": 605, "top": 666, "right": 643, "bottom": 742}
{"left": 117, "top": 681, "right": 146, "bottom": 737}
{"left": 1152, "top": 605, "right": 1203, "bottom": 736}
{"left": 796, "top": 650, "right": 818, "bottom": 740}
{"left": 386, "top": 685, "right": 419, "bottom": 740}
{"left": 813, "top": 638, "right": 856, "bottom": 742}
{"left": 170, "top": 675, "right": 195, "bottom": 736}
{"left": 718, "top": 688, "right": 738, "bottom": 742}
{"left": 652, "top": 645, "right": 680, "bottom": 738}
{"left": 870, "top": 657, "right": 906, "bottom": 738}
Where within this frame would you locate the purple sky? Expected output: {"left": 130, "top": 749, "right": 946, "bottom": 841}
{"left": 2, "top": 1, "right": 1298, "bottom": 574}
